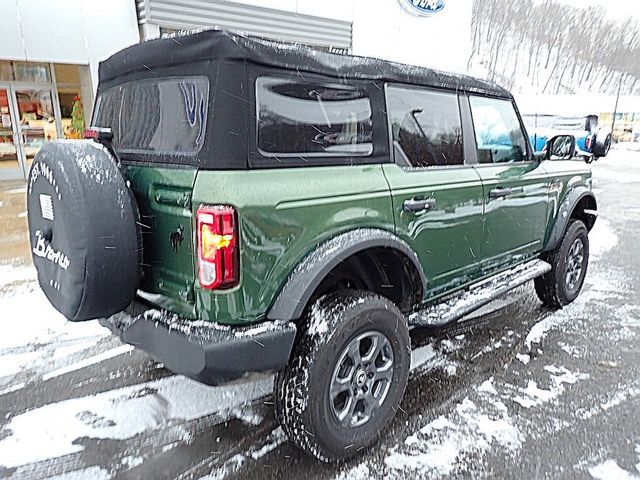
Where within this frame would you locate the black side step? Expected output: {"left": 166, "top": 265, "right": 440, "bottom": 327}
{"left": 409, "top": 259, "right": 551, "bottom": 327}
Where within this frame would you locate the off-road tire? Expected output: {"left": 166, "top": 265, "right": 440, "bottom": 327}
{"left": 535, "top": 220, "right": 589, "bottom": 307}
{"left": 274, "top": 290, "right": 410, "bottom": 463}
{"left": 593, "top": 132, "right": 612, "bottom": 158}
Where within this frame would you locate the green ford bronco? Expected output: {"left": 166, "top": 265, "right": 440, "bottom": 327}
{"left": 27, "top": 30, "right": 597, "bottom": 462}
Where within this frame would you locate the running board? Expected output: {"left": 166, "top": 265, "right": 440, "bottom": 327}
{"left": 409, "top": 259, "right": 551, "bottom": 328}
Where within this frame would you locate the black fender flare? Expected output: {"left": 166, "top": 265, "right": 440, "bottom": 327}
{"left": 266, "top": 228, "right": 427, "bottom": 321}
{"left": 543, "top": 187, "right": 597, "bottom": 252}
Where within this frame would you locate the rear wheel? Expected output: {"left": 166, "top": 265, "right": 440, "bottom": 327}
{"left": 535, "top": 220, "right": 589, "bottom": 307}
{"left": 275, "top": 291, "right": 410, "bottom": 462}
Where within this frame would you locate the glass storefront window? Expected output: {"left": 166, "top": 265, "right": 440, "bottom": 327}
{"left": 16, "top": 88, "right": 57, "bottom": 162}
{"left": 54, "top": 64, "right": 90, "bottom": 139}
{"left": 0, "top": 61, "right": 51, "bottom": 82}
{"left": 0, "top": 61, "right": 13, "bottom": 81}
{"left": 0, "top": 62, "right": 91, "bottom": 179}
{"left": 0, "top": 88, "right": 19, "bottom": 172}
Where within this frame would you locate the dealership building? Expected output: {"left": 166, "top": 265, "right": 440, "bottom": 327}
{"left": 0, "top": 0, "right": 472, "bottom": 180}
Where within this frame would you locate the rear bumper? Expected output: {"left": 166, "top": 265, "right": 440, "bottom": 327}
{"left": 100, "top": 302, "right": 297, "bottom": 386}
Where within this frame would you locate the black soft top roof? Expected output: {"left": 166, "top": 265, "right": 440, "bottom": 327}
{"left": 99, "top": 29, "right": 511, "bottom": 98}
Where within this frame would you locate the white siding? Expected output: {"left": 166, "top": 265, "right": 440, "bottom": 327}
{"left": 0, "top": 0, "right": 140, "bottom": 90}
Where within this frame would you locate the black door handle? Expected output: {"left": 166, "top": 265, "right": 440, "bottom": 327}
{"left": 403, "top": 197, "right": 436, "bottom": 212}
{"left": 489, "top": 187, "right": 513, "bottom": 198}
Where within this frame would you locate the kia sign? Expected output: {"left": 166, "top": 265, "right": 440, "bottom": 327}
{"left": 398, "top": 0, "right": 446, "bottom": 16}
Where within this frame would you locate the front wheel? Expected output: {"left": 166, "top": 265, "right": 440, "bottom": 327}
{"left": 535, "top": 220, "right": 589, "bottom": 307}
{"left": 275, "top": 291, "right": 410, "bottom": 462}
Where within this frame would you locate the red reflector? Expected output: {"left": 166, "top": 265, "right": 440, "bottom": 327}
{"left": 83, "top": 129, "right": 99, "bottom": 139}
{"left": 196, "top": 205, "right": 239, "bottom": 290}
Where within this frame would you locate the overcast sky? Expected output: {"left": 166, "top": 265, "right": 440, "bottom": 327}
{"left": 554, "top": 0, "right": 640, "bottom": 21}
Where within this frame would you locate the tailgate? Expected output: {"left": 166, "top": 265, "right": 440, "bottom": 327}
{"left": 124, "top": 164, "right": 198, "bottom": 318}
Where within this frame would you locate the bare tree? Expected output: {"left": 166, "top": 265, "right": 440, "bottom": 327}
{"left": 470, "top": 0, "right": 640, "bottom": 96}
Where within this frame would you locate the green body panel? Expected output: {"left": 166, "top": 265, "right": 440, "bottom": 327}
{"left": 472, "top": 162, "right": 551, "bottom": 272}
{"left": 123, "top": 164, "right": 198, "bottom": 319}
{"left": 382, "top": 164, "right": 485, "bottom": 297}
{"left": 191, "top": 165, "right": 395, "bottom": 325}
{"left": 121, "top": 158, "right": 591, "bottom": 327}
{"left": 539, "top": 160, "right": 593, "bottom": 246}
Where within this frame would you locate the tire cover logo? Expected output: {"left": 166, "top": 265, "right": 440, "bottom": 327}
{"left": 398, "top": 0, "right": 446, "bottom": 16}
{"left": 32, "top": 230, "right": 70, "bottom": 270}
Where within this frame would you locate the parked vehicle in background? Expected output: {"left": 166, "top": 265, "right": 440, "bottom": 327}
{"left": 523, "top": 113, "right": 612, "bottom": 162}
{"left": 27, "top": 30, "right": 597, "bottom": 463}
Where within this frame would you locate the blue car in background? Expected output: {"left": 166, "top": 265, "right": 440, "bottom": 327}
{"left": 523, "top": 114, "right": 612, "bottom": 162}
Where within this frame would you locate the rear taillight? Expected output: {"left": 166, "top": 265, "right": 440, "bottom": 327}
{"left": 586, "top": 136, "right": 592, "bottom": 150}
{"left": 83, "top": 127, "right": 113, "bottom": 142}
{"left": 196, "top": 205, "right": 239, "bottom": 290}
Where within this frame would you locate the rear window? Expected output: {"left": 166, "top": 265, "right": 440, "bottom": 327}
{"left": 256, "top": 77, "right": 373, "bottom": 157}
{"left": 93, "top": 76, "right": 209, "bottom": 156}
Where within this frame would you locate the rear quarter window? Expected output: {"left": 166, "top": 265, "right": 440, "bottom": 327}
{"left": 93, "top": 76, "right": 209, "bottom": 156}
{"left": 256, "top": 76, "right": 373, "bottom": 157}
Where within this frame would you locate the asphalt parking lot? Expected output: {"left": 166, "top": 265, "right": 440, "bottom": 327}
{"left": 1, "top": 148, "right": 639, "bottom": 480}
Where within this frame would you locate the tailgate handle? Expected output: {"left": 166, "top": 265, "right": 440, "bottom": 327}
{"left": 155, "top": 189, "right": 192, "bottom": 208}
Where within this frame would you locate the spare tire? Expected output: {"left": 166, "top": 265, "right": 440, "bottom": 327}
{"left": 27, "top": 140, "right": 140, "bottom": 321}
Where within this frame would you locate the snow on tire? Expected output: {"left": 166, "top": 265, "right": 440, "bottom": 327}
{"left": 27, "top": 140, "right": 141, "bottom": 321}
{"left": 274, "top": 290, "right": 410, "bottom": 462}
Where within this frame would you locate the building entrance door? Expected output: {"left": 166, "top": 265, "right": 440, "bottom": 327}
{"left": 0, "top": 86, "right": 23, "bottom": 180}
{"left": 0, "top": 84, "right": 59, "bottom": 180}
{"left": 14, "top": 86, "right": 58, "bottom": 176}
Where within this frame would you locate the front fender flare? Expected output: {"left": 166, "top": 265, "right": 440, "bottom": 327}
{"left": 543, "top": 187, "right": 597, "bottom": 252}
{"left": 266, "top": 228, "right": 427, "bottom": 321}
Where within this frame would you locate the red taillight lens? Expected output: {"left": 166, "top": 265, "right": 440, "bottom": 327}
{"left": 196, "top": 205, "right": 239, "bottom": 290}
{"left": 586, "top": 136, "right": 592, "bottom": 150}
{"left": 83, "top": 129, "right": 99, "bottom": 139}
{"left": 84, "top": 127, "right": 113, "bottom": 142}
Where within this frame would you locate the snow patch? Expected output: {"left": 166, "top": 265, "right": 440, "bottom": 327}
{"left": 589, "top": 218, "right": 618, "bottom": 258}
{"left": 385, "top": 397, "right": 520, "bottom": 476}
{"left": 512, "top": 366, "right": 588, "bottom": 409}
{"left": 477, "top": 378, "right": 498, "bottom": 396}
{"left": 410, "top": 344, "right": 437, "bottom": 370}
{"left": 249, "top": 426, "right": 286, "bottom": 460}
{"left": 42, "top": 345, "right": 134, "bottom": 381}
{"left": 0, "top": 374, "right": 272, "bottom": 468}
{"left": 46, "top": 466, "right": 113, "bottom": 480}
{"left": 0, "top": 263, "right": 36, "bottom": 288}
{"left": 589, "top": 460, "right": 640, "bottom": 480}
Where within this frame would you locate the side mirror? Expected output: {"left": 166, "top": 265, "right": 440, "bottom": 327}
{"left": 545, "top": 135, "right": 576, "bottom": 161}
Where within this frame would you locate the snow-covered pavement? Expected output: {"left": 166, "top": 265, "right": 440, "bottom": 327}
{"left": 1, "top": 148, "right": 640, "bottom": 479}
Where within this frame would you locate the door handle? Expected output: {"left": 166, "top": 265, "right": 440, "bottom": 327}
{"left": 489, "top": 187, "right": 513, "bottom": 198}
{"left": 403, "top": 197, "right": 436, "bottom": 212}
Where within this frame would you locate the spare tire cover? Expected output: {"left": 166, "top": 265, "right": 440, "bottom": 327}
{"left": 27, "top": 140, "right": 140, "bottom": 321}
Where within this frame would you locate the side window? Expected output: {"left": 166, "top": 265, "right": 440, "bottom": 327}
{"left": 93, "top": 77, "right": 209, "bottom": 156}
{"left": 386, "top": 85, "right": 463, "bottom": 167}
{"left": 469, "top": 97, "right": 529, "bottom": 164}
{"left": 256, "top": 77, "right": 373, "bottom": 156}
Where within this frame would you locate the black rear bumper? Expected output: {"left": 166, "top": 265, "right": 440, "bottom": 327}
{"left": 100, "top": 302, "right": 296, "bottom": 386}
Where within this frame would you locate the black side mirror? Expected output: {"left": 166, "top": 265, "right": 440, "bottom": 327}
{"left": 545, "top": 135, "right": 576, "bottom": 161}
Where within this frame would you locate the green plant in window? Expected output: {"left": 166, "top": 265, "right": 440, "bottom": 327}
{"left": 69, "top": 96, "right": 84, "bottom": 139}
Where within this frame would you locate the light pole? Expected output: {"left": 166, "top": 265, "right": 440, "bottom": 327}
{"left": 611, "top": 73, "right": 624, "bottom": 141}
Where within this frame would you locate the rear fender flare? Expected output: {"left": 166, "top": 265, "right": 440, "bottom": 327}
{"left": 266, "top": 229, "right": 427, "bottom": 321}
{"left": 543, "top": 187, "right": 597, "bottom": 252}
